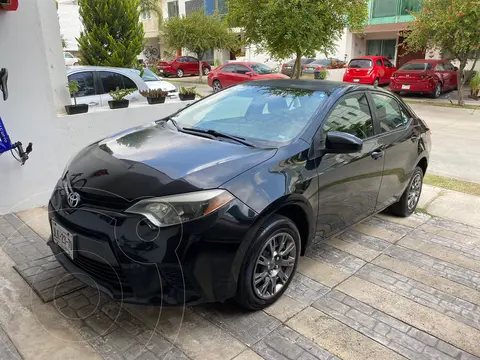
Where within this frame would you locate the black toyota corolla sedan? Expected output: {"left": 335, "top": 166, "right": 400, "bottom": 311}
{"left": 48, "top": 80, "right": 430, "bottom": 310}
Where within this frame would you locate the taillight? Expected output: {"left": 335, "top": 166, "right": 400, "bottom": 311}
{"left": 282, "top": 64, "right": 286, "bottom": 69}
{"left": 315, "top": 66, "right": 323, "bottom": 70}
{"left": 303, "top": 65, "right": 307, "bottom": 69}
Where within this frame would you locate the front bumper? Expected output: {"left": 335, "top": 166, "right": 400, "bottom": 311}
{"left": 47, "top": 189, "right": 257, "bottom": 306}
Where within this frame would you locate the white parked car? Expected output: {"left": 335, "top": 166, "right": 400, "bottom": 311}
{"left": 64, "top": 52, "right": 80, "bottom": 66}
{"left": 134, "top": 68, "right": 178, "bottom": 94}
{"left": 66, "top": 66, "right": 178, "bottom": 108}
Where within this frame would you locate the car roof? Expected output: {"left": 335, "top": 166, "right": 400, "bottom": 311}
{"left": 351, "top": 56, "right": 385, "bottom": 60}
{"left": 67, "top": 65, "right": 139, "bottom": 75}
{"left": 244, "top": 79, "right": 392, "bottom": 95}
{"left": 405, "top": 59, "right": 446, "bottom": 64}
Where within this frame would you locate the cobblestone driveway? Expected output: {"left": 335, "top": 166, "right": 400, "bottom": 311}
{"left": 0, "top": 207, "right": 479, "bottom": 360}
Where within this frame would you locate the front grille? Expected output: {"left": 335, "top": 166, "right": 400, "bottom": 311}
{"left": 73, "top": 254, "right": 131, "bottom": 292}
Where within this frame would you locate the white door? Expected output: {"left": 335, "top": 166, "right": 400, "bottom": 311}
{"left": 68, "top": 71, "right": 101, "bottom": 107}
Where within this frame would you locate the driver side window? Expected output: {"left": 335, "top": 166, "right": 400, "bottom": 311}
{"left": 323, "top": 93, "right": 374, "bottom": 139}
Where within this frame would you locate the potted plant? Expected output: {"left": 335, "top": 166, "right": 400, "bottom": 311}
{"left": 179, "top": 86, "right": 199, "bottom": 101}
{"left": 140, "top": 89, "right": 169, "bottom": 104}
{"left": 469, "top": 72, "right": 480, "bottom": 100}
{"left": 314, "top": 68, "right": 328, "bottom": 80}
{"left": 108, "top": 87, "right": 136, "bottom": 109}
{"left": 65, "top": 80, "right": 88, "bottom": 115}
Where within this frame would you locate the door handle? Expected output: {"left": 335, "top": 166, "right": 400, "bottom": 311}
{"left": 371, "top": 150, "right": 384, "bottom": 160}
{"left": 88, "top": 102, "right": 98, "bottom": 106}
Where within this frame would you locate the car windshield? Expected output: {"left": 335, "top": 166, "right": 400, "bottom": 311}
{"left": 399, "top": 63, "right": 434, "bottom": 71}
{"left": 136, "top": 69, "right": 160, "bottom": 81}
{"left": 349, "top": 59, "right": 373, "bottom": 68}
{"left": 251, "top": 63, "right": 273, "bottom": 74}
{"left": 170, "top": 84, "right": 329, "bottom": 146}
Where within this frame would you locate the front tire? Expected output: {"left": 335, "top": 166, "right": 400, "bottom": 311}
{"left": 388, "top": 166, "right": 424, "bottom": 217}
{"left": 203, "top": 67, "right": 210, "bottom": 75}
{"left": 235, "top": 215, "right": 300, "bottom": 310}
{"left": 373, "top": 78, "right": 380, "bottom": 87}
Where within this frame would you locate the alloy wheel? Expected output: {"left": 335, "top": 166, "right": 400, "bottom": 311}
{"left": 252, "top": 232, "right": 297, "bottom": 300}
{"left": 407, "top": 173, "right": 422, "bottom": 211}
{"left": 435, "top": 84, "right": 441, "bottom": 98}
{"left": 213, "top": 80, "right": 222, "bottom": 92}
{"left": 177, "top": 69, "right": 184, "bottom": 78}
{"left": 203, "top": 68, "right": 210, "bottom": 75}
{"left": 373, "top": 79, "right": 379, "bottom": 86}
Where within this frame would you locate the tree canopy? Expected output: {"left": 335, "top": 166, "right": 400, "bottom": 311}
{"left": 404, "top": 0, "right": 480, "bottom": 104}
{"left": 77, "top": 0, "right": 145, "bottom": 68}
{"left": 228, "top": 0, "right": 368, "bottom": 78}
{"left": 162, "top": 10, "right": 238, "bottom": 82}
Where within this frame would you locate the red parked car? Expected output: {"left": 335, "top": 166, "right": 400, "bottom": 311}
{"left": 390, "top": 59, "right": 458, "bottom": 99}
{"left": 207, "top": 62, "right": 289, "bottom": 92}
{"left": 157, "top": 56, "right": 211, "bottom": 78}
{"left": 343, "top": 56, "right": 396, "bottom": 86}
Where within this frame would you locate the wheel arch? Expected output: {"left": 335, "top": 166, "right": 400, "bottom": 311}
{"left": 417, "top": 156, "right": 428, "bottom": 175}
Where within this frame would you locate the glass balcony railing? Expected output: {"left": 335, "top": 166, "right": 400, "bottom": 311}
{"left": 369, "top": 0, "right": 422, "bottom": 24}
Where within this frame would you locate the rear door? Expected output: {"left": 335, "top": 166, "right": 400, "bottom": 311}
{"left": 67, "top": 71, "right": 101, "bottom": 107}
{"left": 218, "top": 64, "right": 237, "bottom": 87}
{"left": 316, "top": 91, "right": 385, "bottom": 238}
{"left": 368, "top": 91, "right": 420, "bottom": 209}
{"left": 434, "top": 62, "right": 449, "bottom": 90}
{"left": 98, "top": 71, "right": 139, "bottom": 106}
{"left": 443, "top": 62, "right": 458, "bottom": 89}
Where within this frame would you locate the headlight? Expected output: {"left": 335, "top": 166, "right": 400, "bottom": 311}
{"left": 125, "top": 189, "right": 235, "bottom": 227}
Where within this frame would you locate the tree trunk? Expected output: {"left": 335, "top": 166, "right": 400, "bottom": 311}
{"left": 294, "top": 50, "right": 302, "bottom": 80}
{"left": 457, "top": 60, "right": 467, "bottom": 106}
{"left": 198, "top": 52, "right": 204, "bottom": 83}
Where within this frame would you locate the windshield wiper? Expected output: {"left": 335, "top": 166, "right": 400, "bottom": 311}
{"left": 181, "top": 127, "right": 255, "bottom": 147}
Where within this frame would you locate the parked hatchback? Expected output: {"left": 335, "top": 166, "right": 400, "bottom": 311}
{"left": 67, "top": 66, "right": 178, "bottom": 108}
{"left": 343, "top": 56, "right": 396, "bottom": 86}
{"left": 158, "top": 56, "right": 211, "bottom": 78}
{"left": 48, "top": 80, "right": 430, "bottom": 310}
{"left": 390, "top": 60, "right": 458, "bottom": 98}
{"left": 303, "top": 58, "right": 344, "bottom": 74}
{"left": 207, "top": 62, "right": 288, "bottom": 92}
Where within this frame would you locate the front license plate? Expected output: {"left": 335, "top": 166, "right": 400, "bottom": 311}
{"left": 402, "top": 85, "right": 411, "bottom": 90}
{"left": 353, "top": 79, "right": 360, "bottom": 83}
{"left": 52, "top": 220, "right": 75, "bottom": 259}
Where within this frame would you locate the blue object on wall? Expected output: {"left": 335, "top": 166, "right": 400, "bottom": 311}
{"left": 204, "top": 0, "right": 215, "bottom": 15}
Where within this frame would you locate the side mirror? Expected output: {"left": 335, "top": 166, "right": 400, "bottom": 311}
{"left": 325, "top": 132, "right": 363, "bottom": 154}
{"left": 245, "top": 72, "right": 253, "bottom": 77}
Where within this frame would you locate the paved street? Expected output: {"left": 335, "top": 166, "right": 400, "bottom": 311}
{"left": 0, "top": 185, "right": 479, "bottom": 360}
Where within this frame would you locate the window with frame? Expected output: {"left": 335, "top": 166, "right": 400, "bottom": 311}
{"left": 186, "top": 56, "right": 198, "bottom": 62}
{"left": 141, "top": 11, "right": 152, "bottom": 20}
{"left": 323, "top": 93, "right": 374, "bottom": 139}
{"left": 235, "top": 65, "right": 250, "bottom": 75}
{"left": 64, "top": 52, "right": 73, "bottom": 59}
{"left": 444, "top": 62, "right": 455, "bottom": 71}
{"left": 436, "top": 63, "right": 446, "bottom": 71}
{"left": 371, "top": 93, "right": 407, "bottom": 132}
{"left": 68, "top": 72, "right": 95, "bottom": 97}
{"left": 384, "top": 58, "right": 393, "bottom": 68}
{"left": 167, "top": 1, "right": 179, "bottom": 17}
{"left": 376, "top": 59, "right": 383, "bottom": 66}
{"left": 98, "top": 72, "right": 137, "bottom": 93}
{"left": 122, "top": 75, "right": 138, "bottom": 90}
{"left": 221, "top": 65, "right": 236, "bottom": 73}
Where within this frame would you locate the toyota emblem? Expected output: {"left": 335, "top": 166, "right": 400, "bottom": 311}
{"left": 67, "top": 192, "right": 81, "bottom": 208}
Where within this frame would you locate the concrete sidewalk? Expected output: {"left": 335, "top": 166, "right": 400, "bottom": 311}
{"left": 0, "top": 184, "right": 479, "bottom": 360}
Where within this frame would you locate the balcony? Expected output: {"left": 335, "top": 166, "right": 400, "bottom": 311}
{"left": 368, "top": 0, "right": 422, "bottom": 25}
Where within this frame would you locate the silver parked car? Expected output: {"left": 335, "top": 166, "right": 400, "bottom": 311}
{"left": 303, "top": 58, "right": 345, "bottom": 74}
{"left": 67, "top": 66, "right": 178, "bottom": 108}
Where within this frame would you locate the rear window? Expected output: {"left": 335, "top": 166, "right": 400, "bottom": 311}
{"left": 400, "top": 63, "right": 434, "bottom": 71}
{"left": 311, "top": 59, "right": 331, "bottom": 66}
{"left": 348, "top": 59, "right": 373, "bottom": 68}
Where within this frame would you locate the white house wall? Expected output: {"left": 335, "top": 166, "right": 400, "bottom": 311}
{"left": 57, "top": 0, "right": 81, "bottom": 52}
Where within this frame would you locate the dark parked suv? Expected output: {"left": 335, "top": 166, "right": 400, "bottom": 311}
{"left": 48, "top": 80, "right": 431, "bottom": 310}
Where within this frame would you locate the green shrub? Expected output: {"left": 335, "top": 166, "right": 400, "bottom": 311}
{"left": 316, "top": 69, "right": 328, "bottom": 80}
{"left": 109, "top": 87, "right": 136, "bottom": 101}
{"left": 470, "top": 72, "right": 480, "bottom": 97}
{"left": 140, "top": 89, "right": 169, "bottom": 98}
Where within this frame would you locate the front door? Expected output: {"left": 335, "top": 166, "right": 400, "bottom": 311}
{"left": 185, "top": 56, "right": 199, "bottom": 75}
{"left": 369, "top": 91, "right": 420, "bottom": 209}
{"left": 316, "top": 92, "right": 385, "bottom": 238}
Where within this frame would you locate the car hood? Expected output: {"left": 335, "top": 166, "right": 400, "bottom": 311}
{"left": 64, "top": 122, "right": 276, "bottom": 207}
{"left": 145, "top": 80, "right": 177, "bottom": 92}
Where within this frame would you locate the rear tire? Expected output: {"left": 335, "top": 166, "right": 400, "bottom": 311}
{"left": 373, "top": 78, "right": 380, "bottom": 86}
{"left": 176, "top": 69, "right": 184, "bottom": 78}
{"left": 203, "top": 67, "right": 210, "bottom": 75}
{"left": 212, "top": 80, "right": 222, "bottom": 92}
{"left": 388, "top": 166, "right": 424, "bottom": 217}
{"left": 235, "top": 215, "right": 300, "bottom": 310}
{"left": 431, "top": 83, "right": 441, "bottom": 98}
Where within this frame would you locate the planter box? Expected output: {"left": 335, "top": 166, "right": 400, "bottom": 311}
{"left": 147, "top": 96, "right": 166, "bottom": 105}
{"left": 108, "top": 100, "right": 129, "bottom": 109}
{"left": 65, "top": 104, "right": 88, "bottom": 115}
{"left": 179, "top": 93, "right": 195, "bottom": 101}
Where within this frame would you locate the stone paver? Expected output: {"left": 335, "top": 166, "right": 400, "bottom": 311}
{"left": 0, "top": 327, "right": 21, "bottom": 360}
{"left": 3, "top": 195, "right": 480, "bottom": 360}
